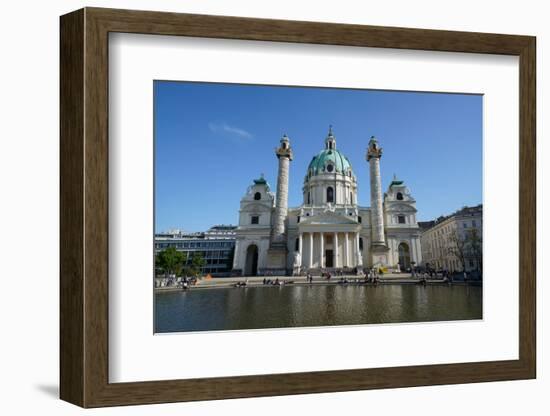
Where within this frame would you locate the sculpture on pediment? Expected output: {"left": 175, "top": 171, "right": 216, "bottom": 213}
{"left": 324, "top": 202, "right": 335, "bottom": 213}
{"left": 356, "top": 248, "right": 363, "bottom": 267}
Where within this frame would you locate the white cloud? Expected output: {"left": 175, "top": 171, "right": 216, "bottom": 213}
{"left": 208, "top": 122, "right": 253, "bottom": 141}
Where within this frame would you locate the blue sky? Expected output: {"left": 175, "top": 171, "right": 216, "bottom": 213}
{"left": 154, "top": 81, "right": 482, "bottom": 232}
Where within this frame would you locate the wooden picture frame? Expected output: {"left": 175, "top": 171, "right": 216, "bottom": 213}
{"left": 60, "top": 7, "right": 536, "bottom": 408}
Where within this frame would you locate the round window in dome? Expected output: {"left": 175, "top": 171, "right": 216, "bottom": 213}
{"left": 327, "top": 164, "right": 334, "bottom": 172}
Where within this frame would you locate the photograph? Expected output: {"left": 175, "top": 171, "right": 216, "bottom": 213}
{"left": 153, "top": 81, "right": 483, "bottom": 333}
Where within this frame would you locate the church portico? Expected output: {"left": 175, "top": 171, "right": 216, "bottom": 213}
{"left": 293, "top": 226, "right": 362, "bottom": 273}
{"left": 233, "top": 127, "right": 422, "bottom": 276}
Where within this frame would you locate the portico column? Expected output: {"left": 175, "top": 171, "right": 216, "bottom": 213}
{"left": 344, "top": 232, "right": 349, "bottom": 267}
{"left": 309, "top": 232, "right": 313, "bottom": 269}
{"left": 356, "top": 233, "right": 361, "bottom": 264}
{"left": 320, "top": 232, "right": 324, "bottom": 268}
{"left": 334, "top": 232, "right": 339, "bottom": 268}
{"left": 298, "top": 232, "right": 303, "bottom": 255}
{"left": 411, "top": 239, "right": 417, "bottom": 265}
{"left": 415, "top": 238, "right": 422, "bottom": 265}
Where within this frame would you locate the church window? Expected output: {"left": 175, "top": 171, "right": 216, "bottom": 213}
{"left": 358, "top": 216, "right": 362, "bottom": 223}
{"left": 359, "top": 238, "right": 364, "bottom": 250}
{"left": 396, "top": 192, "right": 404, "bottom": 200}
{"left": 254, "top": 192, "right": 261, "bottom": 200}
{"left": 307, "top": 192, "right": 311, "bottom": 205}
{"left": 251, "top": 216, "right": 259, "bottom": 225}
{"left": 327, "top": 186, "right": 334, "bottom": 203}
{"left": 327, "top": 164, "right": 334, "bottom": 172}
{"left": 295, "top": 238, "right": 300, "bottom": 251}
{"left": 297, "top": 216, "right": 300, "bottom": 223}
{"left": 398, "top": 215, "right": 406, "bottom": 224}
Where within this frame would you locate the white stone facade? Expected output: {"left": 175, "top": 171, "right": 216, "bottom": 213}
{"left": 233, "top": 128, "right": 422, "bottom": 276}
{"left": 420, "top": 204, "right": 482, "bottom": 273}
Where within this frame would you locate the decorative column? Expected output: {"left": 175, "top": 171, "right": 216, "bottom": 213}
{"left": 272, "top": 134, "right": 293, "bottom": 244}
{"left": 266, "top": 134, "right": 294, "bottom": 275}
{"left": 366, "top": 136, "right": 389, "bottom": 269}
{"left": 344, "top": 232, "right": 349, "bottom": 267}
{"left": 298, "top": 233, "right": 303, "bottom": 256}
{"left": 334, "top": 232, "right": 339, "bottom": 268}
{"left": 309, "top": 232, "right": 313, "bottom": 269}
{"left": 366, "top": 136, "right": 386, "bottom": 246}
{"left": 319, "top": 232, "right": 324, "bottom": 268}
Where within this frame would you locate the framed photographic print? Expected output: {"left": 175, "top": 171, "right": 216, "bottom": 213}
{"left": 60, "top": 7, "right": 536, "bottom": 408}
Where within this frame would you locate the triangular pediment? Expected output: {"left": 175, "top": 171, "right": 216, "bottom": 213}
{"left": 240, "top": 202, "right": 273, "bottom": 212}
{"left": 385, "top": 203, "right": 417, "bottom": 213}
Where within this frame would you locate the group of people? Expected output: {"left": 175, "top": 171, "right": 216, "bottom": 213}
{"left": 362, "top": 268, "right": 381, "bottom": 284}
{"left": 179, "top": 276, "right": 196, "bottom": 290}
{"left": 262, "top": 277, "right": 291, "bottom": 286}
{"left": 305, "top": 269, "right": 382, "bottom": 285}
{"left": 419, "top": 268, "right": 455, "bottom": 284}
{"left": 322, "top": 271, "right": 332, "bottom": 281}
{"left": 155, "top": 275, "right": 196, "bottom": 289}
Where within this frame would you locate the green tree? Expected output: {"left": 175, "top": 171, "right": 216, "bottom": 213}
{"left": 187, "top": 251, "right": 206, "bottom": 277}
{"left": 155, "top": 247, "right": 187, "bottom": 277}
{"left": 448, "top": 229, "right": 467, "bottom": 272}
{"left": 466, "top": 228, "right": 483, "bottom": 273}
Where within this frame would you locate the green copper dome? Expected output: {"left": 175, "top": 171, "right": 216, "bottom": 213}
{"left": 306, "top": 126, "right": 354, "bottom": 180}
{"left": 307, "top": 149, "right": 353, "bottom": 177}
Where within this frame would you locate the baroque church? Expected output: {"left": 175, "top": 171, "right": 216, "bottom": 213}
{"left": 232, "top": 127, "right": 422, "bottom": 276}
